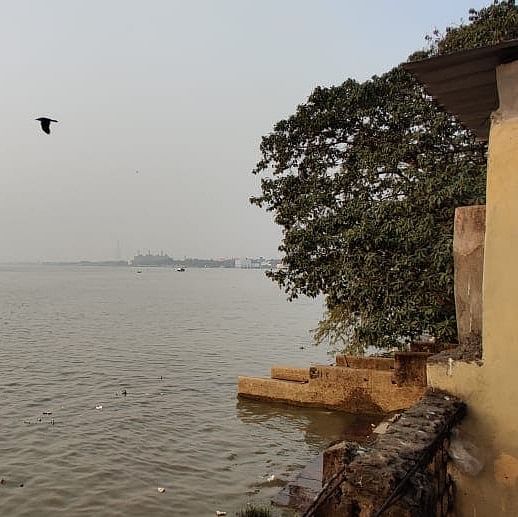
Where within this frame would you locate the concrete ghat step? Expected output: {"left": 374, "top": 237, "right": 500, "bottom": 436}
{"left": 238, "top": 363, "right": 426, "bottom": 414}
{"left": 271, "top": 366, "right": 310, "bottom": 383}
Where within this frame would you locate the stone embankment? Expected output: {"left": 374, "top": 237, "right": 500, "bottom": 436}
{"left": 304, "top": 389, "right": 466, "bottom": 516}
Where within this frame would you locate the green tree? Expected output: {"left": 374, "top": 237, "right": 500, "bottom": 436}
{"left": 251, "top": 1, "right": 517, "bottom": 352}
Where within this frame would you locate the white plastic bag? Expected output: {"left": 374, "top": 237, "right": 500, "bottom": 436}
{"left": 449, "top": 428, "right": 484, "bottom": 476}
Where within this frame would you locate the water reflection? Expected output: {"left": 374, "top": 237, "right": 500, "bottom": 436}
{"left": 236, "top": 399, "right": 382, "bottom": 515}
{"left": 236, "top": 399, "right": 381, "bottom": 446}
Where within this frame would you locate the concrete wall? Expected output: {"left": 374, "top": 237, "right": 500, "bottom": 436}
{"left": 428, "top": 60, "right": 518, "bottom": 516}
{"left": 453, "top": 205, "right": 485, "bottom": 352}
{"left": 428, "top": 362, "right": 518, "bottom": 515}
{"left": 336, "top": 355, "right": 394, "bottom": 370}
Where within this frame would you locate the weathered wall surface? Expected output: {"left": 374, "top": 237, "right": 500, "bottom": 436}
{"left": 428, "top": 356, "right": 518, "bottom": 515}
{"left": 453, "top": 205, "right": 485, "bottom": 353}
{"left": 335, "top": 355, "right": 394, "bottom": 370}
{"left": 427, "top": 60, "right": 518, "bottom": 516}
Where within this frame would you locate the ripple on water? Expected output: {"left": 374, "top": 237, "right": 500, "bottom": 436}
{"left": 0, "top": 266, "right": 375, "bottom": 516}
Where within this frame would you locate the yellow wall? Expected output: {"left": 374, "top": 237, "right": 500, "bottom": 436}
{"left": 428, "top": 361, "right": 518, "bottom": 515}
{"left": 428, "top": 63, "right": 518, "bottom": 515}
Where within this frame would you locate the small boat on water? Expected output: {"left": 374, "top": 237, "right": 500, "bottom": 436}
{"left": 176, "top": 267, "right": 186, "bottom": 272}
{"left": 136, "top": 269, "right": 143, "bottom": 274}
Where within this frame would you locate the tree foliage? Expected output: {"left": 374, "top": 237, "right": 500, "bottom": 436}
{"left": 251, "top": 2, "right": 518, "bottom": 351}
{"left": 428, "top": 0, "right": 518, "bottom": 55}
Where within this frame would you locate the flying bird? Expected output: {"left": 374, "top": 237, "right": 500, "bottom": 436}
{"left": 36, "top": 117, "right": 58, "bottom": 135}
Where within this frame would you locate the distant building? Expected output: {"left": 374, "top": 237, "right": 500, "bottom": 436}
{"left": 178, "top": 257, "right": 235, "bottom": 268}
{"left": 132, "top": 252, "right": 280, "bottom": 269}
{"left": 131, "top": 251, "right": 174, "bottom": 267}
{"left": 235, "top": 258, "right": 252, "bottom": 269}
{"left": 235, "top": 257, "right": 282, "bottom": 269}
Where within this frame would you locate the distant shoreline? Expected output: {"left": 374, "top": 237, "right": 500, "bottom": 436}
{"left": 1, "top": 260, "right": 276, "bottom": 270}
{"left": 42, "top": 260, "right": 129, "bottom": 267}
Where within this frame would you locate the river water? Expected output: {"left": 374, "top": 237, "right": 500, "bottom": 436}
{"left": 0, "top": 265, "right": 374, "bottom": 516}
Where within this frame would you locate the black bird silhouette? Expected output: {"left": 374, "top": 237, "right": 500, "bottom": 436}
{"left": 36, "top": 117, "right": 58, "bottom": 134}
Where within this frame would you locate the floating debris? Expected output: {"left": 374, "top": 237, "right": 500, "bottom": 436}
{"left": 266, "top": 474, "right": 276, "bottom": 482}
{"left": 95, "top": 405, "right": 103, "bottom": 410}
{"left": 0, "top": 478, "right": 5, "bottom": 485}
{"left": 19, "top": 483, "right": 24, "bottom": 488}
{"left": 157, "top": 487, "right": 166, "bottom": 493}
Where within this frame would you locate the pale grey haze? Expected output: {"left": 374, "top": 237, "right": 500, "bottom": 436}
{"left": 0, "top": 0, "right": 487, "bottom": 262}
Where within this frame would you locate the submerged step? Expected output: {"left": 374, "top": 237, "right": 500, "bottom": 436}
{"left": 272, "top": 454, "right": 323, "bottom": 512}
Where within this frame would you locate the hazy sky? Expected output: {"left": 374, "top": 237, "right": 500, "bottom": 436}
{"left": 0, "top": 0, "right": 488, "bottom": 262}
